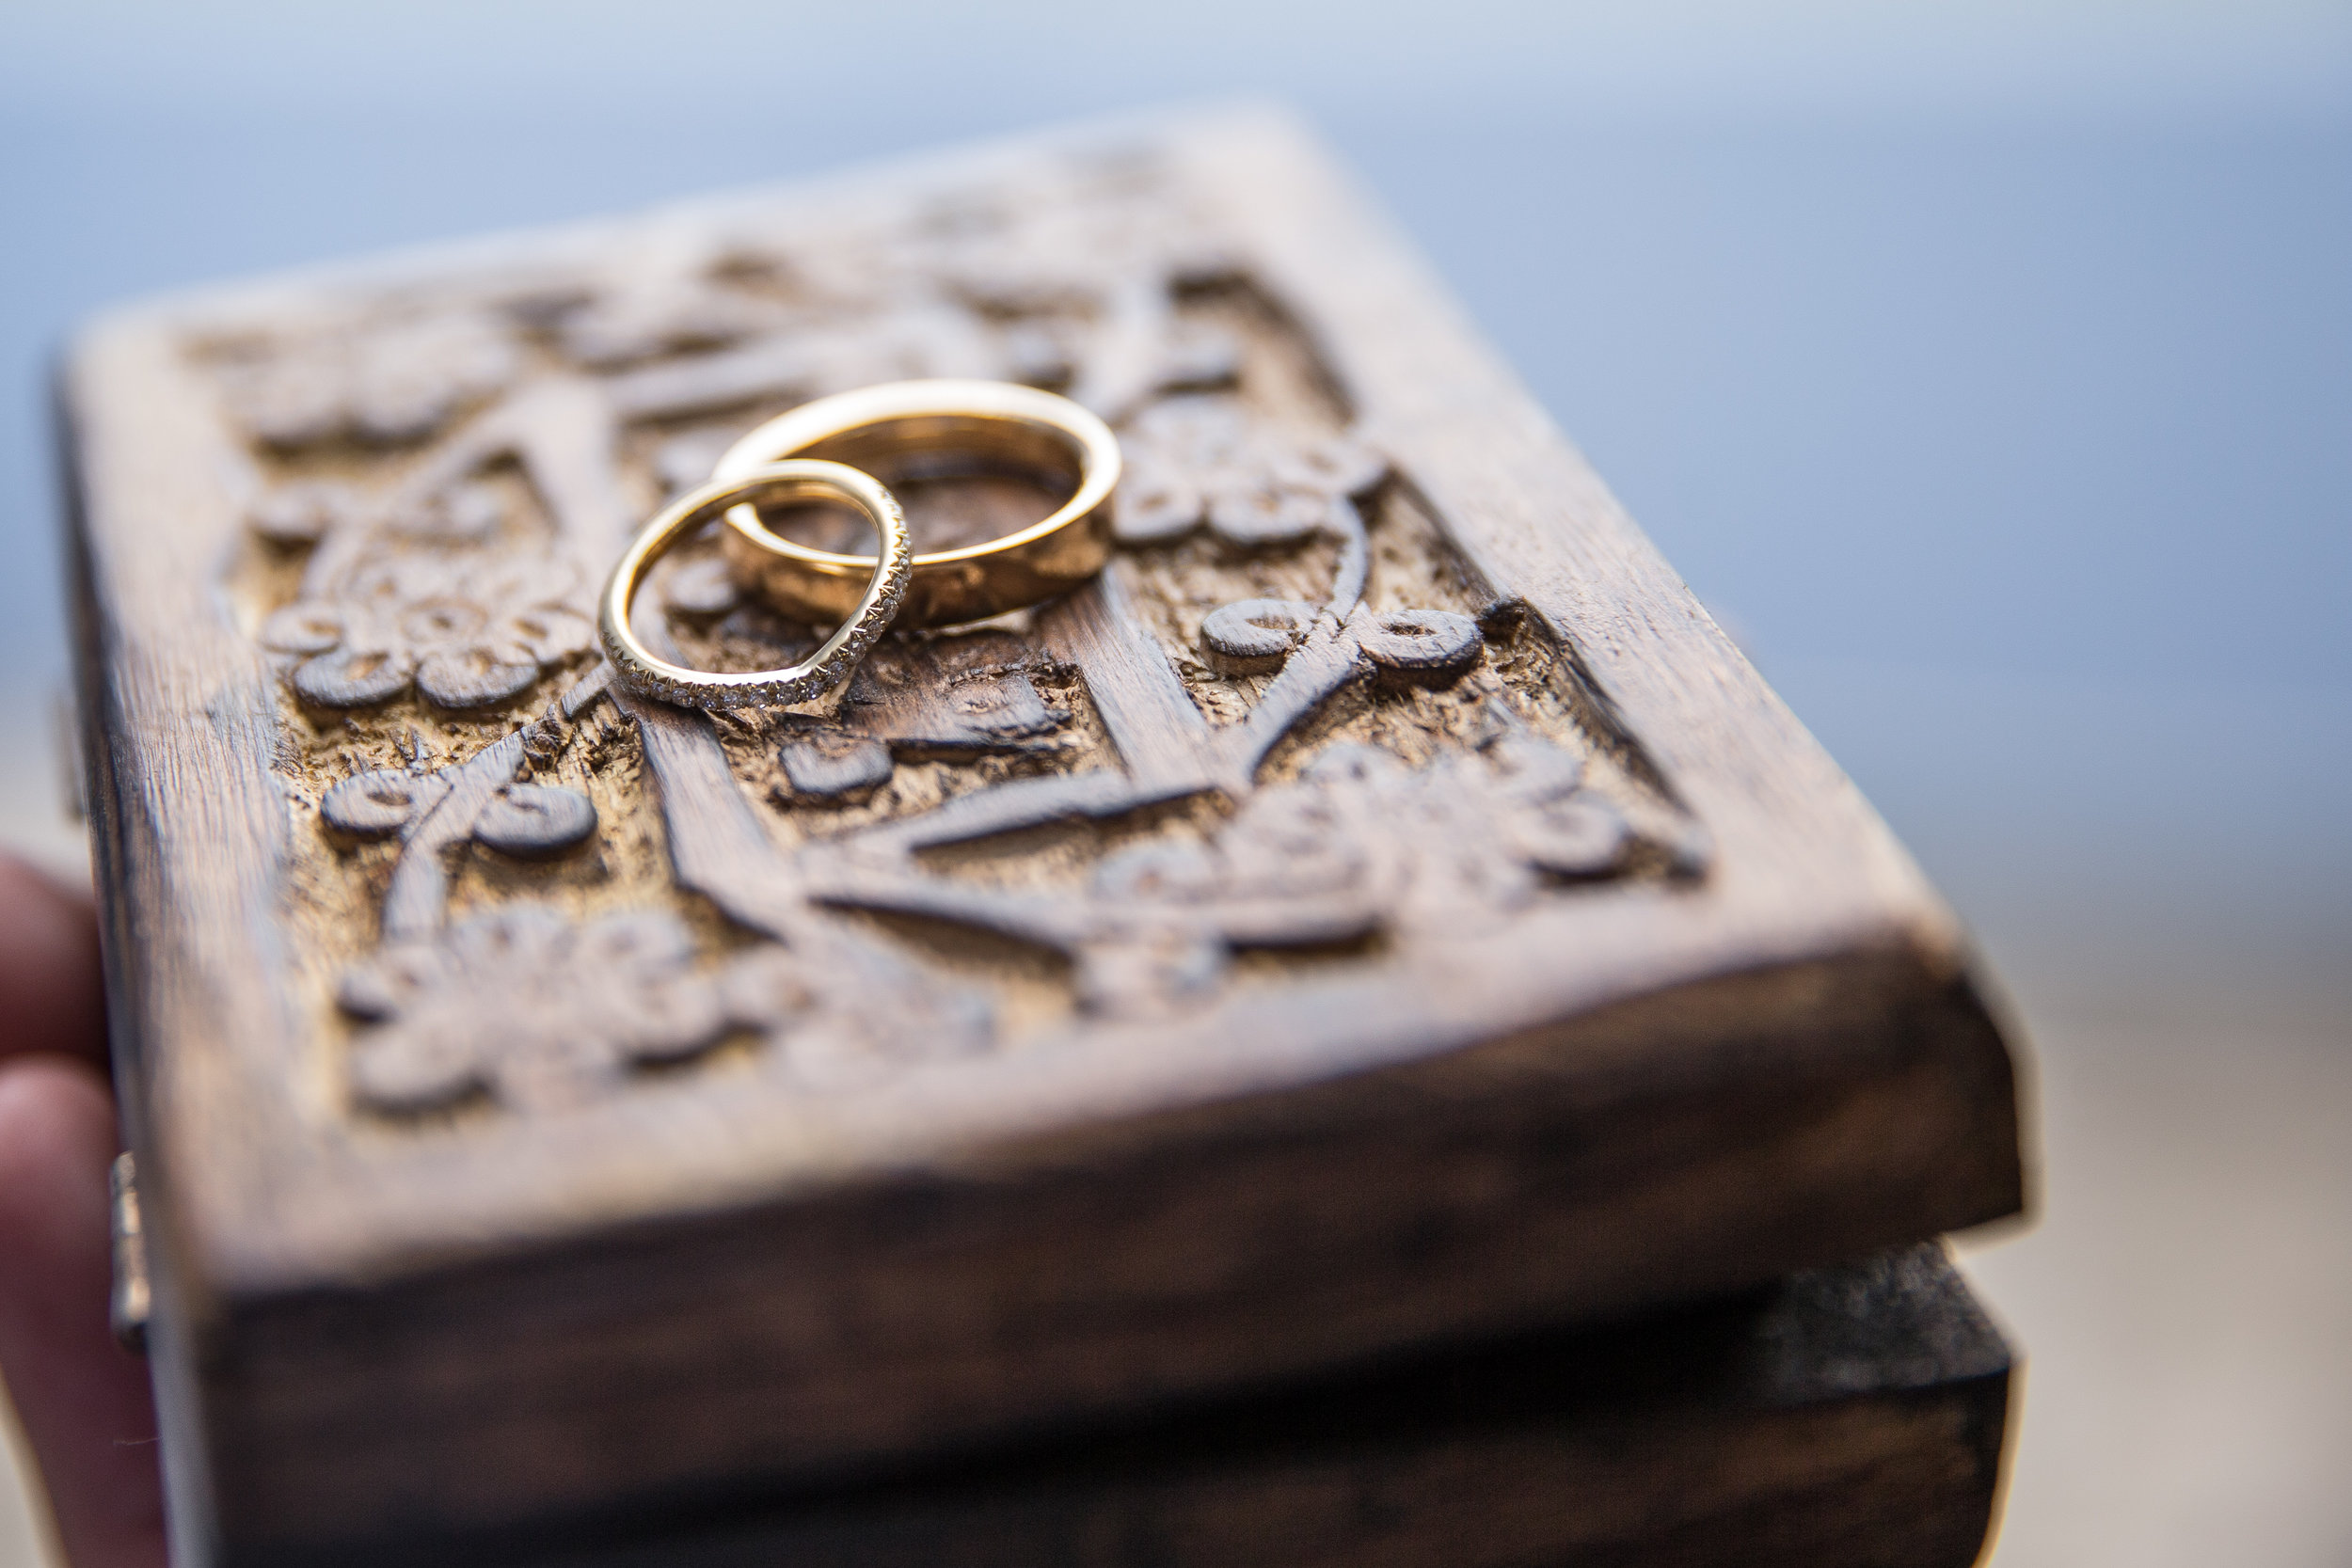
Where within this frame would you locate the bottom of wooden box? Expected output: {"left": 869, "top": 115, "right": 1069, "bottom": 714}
{"left": 226, "top": 1244, "right": 2010, "bottom": 1568}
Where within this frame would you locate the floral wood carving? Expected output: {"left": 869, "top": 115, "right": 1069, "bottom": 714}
{"left": 341, "top": 904, "right": 735, "bottom": 1114}
{"left": 339, "top": 901, "right": 993, "bottom": 1116}
{"left": 264, "top": 551, "right": 596, "bottom": 709}
{"left": 218, "top": 312, "right": 520, "bottom": 450}
{"left": 1115, "top": 395, "right": 1385, "bottom": 549}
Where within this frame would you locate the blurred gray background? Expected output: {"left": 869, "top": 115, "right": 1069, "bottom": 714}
{"left": 2, "top": 2, "right": 2347, "bottom": 1563}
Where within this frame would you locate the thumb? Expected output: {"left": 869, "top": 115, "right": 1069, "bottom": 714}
{"left": 0, "top": 1056, "right": 167, "bottom": 1568}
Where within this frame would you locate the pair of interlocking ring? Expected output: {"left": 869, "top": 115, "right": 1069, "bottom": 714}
{"left": 597, "top": 379, "right": 1120, "bottom": 708}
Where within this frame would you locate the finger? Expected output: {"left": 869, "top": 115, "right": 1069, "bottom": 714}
{"left": 0, "top": 854, "right": 103, "bottom": 1070}
{"left": 0, "top": 1056, "right": 165, "bottom": 1568}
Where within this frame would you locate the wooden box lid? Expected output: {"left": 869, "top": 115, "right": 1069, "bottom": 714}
{"left": 61, "top": 105, "right": 2025, "bottom": 1563}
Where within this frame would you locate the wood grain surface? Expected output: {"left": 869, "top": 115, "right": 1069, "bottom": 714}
{"left": 310, "top": 1246, "right": 2017, "bottom": 1568}
{"left": 60, "top": 106, "right": 2026, "bottom": 1563}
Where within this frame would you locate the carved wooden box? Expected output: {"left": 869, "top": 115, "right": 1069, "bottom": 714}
{"left": 61, "top": 107, "right": 2024, "bottom": 1564}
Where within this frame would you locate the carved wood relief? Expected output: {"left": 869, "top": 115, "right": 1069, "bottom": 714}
{"left": 202, "top": 152, "right": 1706, "bottom": 1124}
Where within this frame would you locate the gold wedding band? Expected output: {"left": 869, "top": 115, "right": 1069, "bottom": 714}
{"left": 599, "top": 461, "right": 911, "bottom": 709}
{"left": 715, "top": 379, "right": 1120, "bottom": 628}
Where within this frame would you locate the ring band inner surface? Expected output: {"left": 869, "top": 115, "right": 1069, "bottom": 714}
{"left": 728, "top": 413, "right": 1086, "bottom": 566}
{"left": 600, "top": 460, "right": 908, "bottom": 709}
{"left": 714, "top": 380, "right": 1119, "bottom": 629}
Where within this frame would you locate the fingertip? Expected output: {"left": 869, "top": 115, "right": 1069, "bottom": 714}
{"left": 0, "top": 852, "right": 105, "bottom": 1072}
{"left": 0, "top": 1056, "right": 164, "bottom": 1568}
{"left": 0, "top": 1055, "right": 117, "bottom": 1258}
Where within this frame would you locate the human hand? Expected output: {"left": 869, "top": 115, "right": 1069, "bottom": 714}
{"left": 0, "top": 853, "right": 165, "bottom": 1568}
